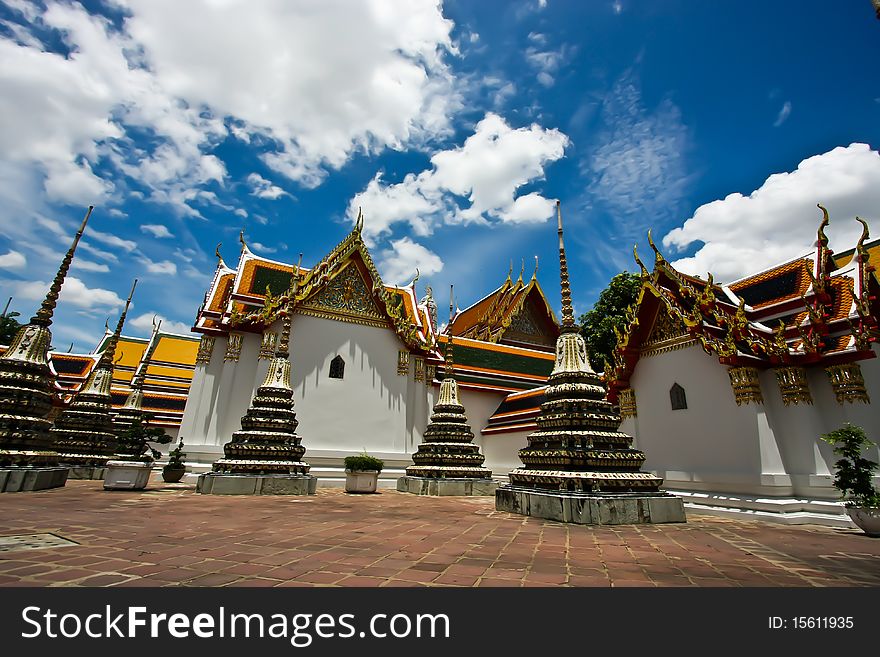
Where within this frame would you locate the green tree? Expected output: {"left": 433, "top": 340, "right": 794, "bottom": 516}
{"left": 0, "top": 310, "right": 23, "bottom": 346}
{"left": 578, "top": 271, "right": 641, "bottom": 371}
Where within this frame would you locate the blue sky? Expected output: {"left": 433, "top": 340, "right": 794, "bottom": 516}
{"left": 0, "top": 0, "right": 878, "bottom": 350}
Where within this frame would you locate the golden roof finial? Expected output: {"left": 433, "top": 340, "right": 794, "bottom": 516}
{"left": 98, "top": 278, "right": 137, "bottom": 370}
{"left": 647, "top": 228, "right": 663, "bottom": 263}
{"left": 356, "top": 207, "right": 364, "bottom": 232}
{"left": 31, "top": 205, "right": 92, "bottom": 328}
{"left": 215, "top": 242, "right": 224, "bottom": 264}
{"left": 517, "top": 258, "right": 525, "bottom": 284}
{"left": 556, "top": 200, "right": 575, "bottom": 330}
{"left": 239, "top": 229, "right": 247, "bottom": 252}
{"left": 412, "top": 267, "right": 420, "bottom": 288}
{"left": 506, "top": 260, "right": 513, "bottom": 284}
{"left": 531, "top": 255, "right": 539, "bottom": 281}
{"left": 816, "top": 203, "right": 830, "bottom": 249}
{"left": 855, "top": 216, "right": 870, "bottom": 255}
{"left": 633, "top": 243, "right": 650, "bottom": 279}
{"left": 277, "top": 253, "right": 304, "bottom": 359}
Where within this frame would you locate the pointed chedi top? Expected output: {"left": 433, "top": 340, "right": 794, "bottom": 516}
{"left": 556, "top": 200, "right": 576, "bottom": 332}
{"left": 97, "top": 279, "right": 137, "bottom": 370}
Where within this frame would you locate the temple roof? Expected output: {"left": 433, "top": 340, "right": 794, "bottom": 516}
{"left": 432, "top": 335, "right": 555, "bottom": 393}
{"left": 449, "top": 263, "right": 559, "bottom": 351}
{"left": 608, "top": 209, "right": 879, "bottom": 401}
{"left": 194, "top": 220, "right": 439, "bottom": 354}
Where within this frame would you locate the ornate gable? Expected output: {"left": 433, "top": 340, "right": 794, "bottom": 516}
{"left": 299, "top": 261, "right": 389, "bottom": 328}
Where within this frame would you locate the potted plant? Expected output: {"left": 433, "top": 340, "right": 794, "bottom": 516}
{"left": 344, "top": 452, "right": 384, "bottom": 493}
{"left": 820, "top": 423, "right": 880, "bottom": 537}
{"left": 162, "top": 440, "right": 187, "bottom": 483}
{"left": 104, "top": 416, "right": 171, "bottom": 491}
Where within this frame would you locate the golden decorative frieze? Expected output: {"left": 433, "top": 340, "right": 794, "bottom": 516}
{"left": 397, "top": 350, "right": 409, "bottom": 376}
{"left": 414, "top": 356, "right": 425, "bottom": 382}
{"left": 259, "top": 331, "right": 278, "bottom": 360}
{"left": 728, "top": 366, "right": 763, "bottom": 406}
{"left": 774, "top": 366, "right": 812, "bottom": 406}
{"left": 618, "top": 387, "right": 637, "bottom": 419}
{"left": 224, "top": 333, "right": 243, "bottom": 362}
{"left": 825, "top": 362, "right": 870, "bottom": 404}
{"left": 425, "top": 363, "right": 436, "bottom": 384}
{"left": 195, "top": 336, "right": 215, "bottom": 365}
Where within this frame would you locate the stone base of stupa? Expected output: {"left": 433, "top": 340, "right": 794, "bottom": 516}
{"left": 397, "top": 476, "right": 498, "bottom": 496}
{"left": 0, "top": 466, "right": 69, "bottom": 493}
{"left": 495, "top": 486, "right": 686, "bottom": 525}
{"left": 66, "top": 466, "right": 107, "bottom": 480}
{"left": 196, "top": 472, "right": 317, "bottom": 496}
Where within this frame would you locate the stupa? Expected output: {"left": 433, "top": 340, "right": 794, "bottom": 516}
{"left": 495, "top": 202, "right": 686, "bottom": 524}
{"left": 0, "top": 207, "right": 92, "bottom": 492}
{"left": 197, "top": 255, "right": 317, "bottom": 495}
{"left": 397, "top": 287, "right": 497, "bottom": 496}
{"left": 51, "top": 280, "right": 136, "bottom": 479}
{"left": 112, "top": 315, "right": 161, "bottom": 455}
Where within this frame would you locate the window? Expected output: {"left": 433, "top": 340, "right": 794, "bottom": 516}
{"left": 670, "top": 383, "right": 687, "bottom": 410}
{"left": 329, "top": 355, "right": 345, "bottom": 379}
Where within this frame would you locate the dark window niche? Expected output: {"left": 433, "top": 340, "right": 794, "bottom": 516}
{"left": 329, "top": 355, "right": 345, "bottom": 380}
{"left": 670, "top": 383, "right": 687, "bottom": 410}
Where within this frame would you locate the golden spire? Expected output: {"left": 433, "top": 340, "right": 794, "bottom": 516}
{"left": 277, "top": 253, "right": 303, "bottom": 359}
{"left": 97, "top": 279, "right": 137, "bottom": 370}
{"left": 556, "top": 201, "right": 575, "bottom": 330}
{"left": 445, "top": 284, "right": 455, "bottom": 378}
{"left": 531, "top": 255, "right": 539, "bottom": 281}
{"left": 32, "top": 206, "right": 92, "bottom": 327}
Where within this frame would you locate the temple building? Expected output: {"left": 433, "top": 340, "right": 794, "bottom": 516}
{"left": 605, "top": 207, "right": 880, "bottom": 525}
{"left": 178, "top": 220, "right": 560, "bottom": 484}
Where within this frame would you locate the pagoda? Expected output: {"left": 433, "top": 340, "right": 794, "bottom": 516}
{"left": 197, "top": 255, "right": 317, "bottom": 495}
{"left": 0, "top": 207, "right": 92, "bottom": 492}
{"left": 398, "top": 287, "right": 497, "bottom": 496}
{"left": 112, "top": 315, "right": 161, "bottom": 449}
{"left": 51, "top": 280, "right": 136, "bottom": 478}
{"left": 495, "top": 202, "right": 686, "bottom": 524}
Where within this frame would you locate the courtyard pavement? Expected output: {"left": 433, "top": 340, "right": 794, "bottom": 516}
{"left": 1, "top": 477, "right": 879, "bottom": 588}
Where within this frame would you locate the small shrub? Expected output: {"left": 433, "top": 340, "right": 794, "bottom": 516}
{"left": 820, "top": 423, "right": 880, "bottom": 508}
{"left": 344, "top": 452, "right": 384, "bottom": 472}
{"left": 117, "top": 415, "right": 171, "bottom": 463}
{"left": 164, "top": 440, "right": 186, "bottom": 471}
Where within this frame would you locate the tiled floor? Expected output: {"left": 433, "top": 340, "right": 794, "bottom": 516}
{"left": 1, "top": 478, "right": 878, "bottom": 587}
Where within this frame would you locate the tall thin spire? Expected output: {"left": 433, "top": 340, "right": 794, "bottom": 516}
{"left": 557, "top": 200, "right": 575, "bottom": 330}
{"left": 97, "top": 279, "right": 137, "bottom": 370}
{"left": 32, "top": 206, "right": 92, "bottom": 327}
{"left": 277, "top": 253, "right": 303, "bottom": 359}
{"left": 445, "top": 285, "right": 455, "bottom": 378}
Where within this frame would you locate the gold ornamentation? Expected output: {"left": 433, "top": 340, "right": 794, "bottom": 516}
{"left": 195, "top": 335, "right": 215, "bottom": 365}
{"left": 774, "top": 366, "right": 812, "bottom": 406}
{"left": 728, "top": 366, "right": 763, "bottom": 405}
{"left": 425, "top": 363, "right": 436, "bottom": 384}
{"left": 224, "top": 333, "right": 243, "bottom": 362}
{"left": 414, "top": 356, "right": 425, "bottom": 382}
{"left": 397, "top": 350, "right": 409, "bottom": 376}
{"left": 618, "top": 388, "right": 637, "bottom": 419}
{"left": 259, "top": 331, "right": 278, "bottom": 360}
{"left": 643, "top": 306, "right": 689, "bottom": 348}
{"left": 300, "top": 262, "right": 385, "bottom": 323}
{"left": 825, "top": 362, "right": 870, "bottom": 404}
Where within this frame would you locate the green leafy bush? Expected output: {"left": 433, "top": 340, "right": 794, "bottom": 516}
{"left": 117, "top": 416, "right": 171, "bottom": 463}
{"left": 821, "top": 423, "right": 880, "bottom": 508}
{"left": 164, "top": 440, "right": 186, "bottom": 471}
{"left": 344, "top": 452, "right": 384, "bottom": 472}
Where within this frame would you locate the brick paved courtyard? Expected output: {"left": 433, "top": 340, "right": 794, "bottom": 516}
{"left": 1, "top": 478, "right": 879, "bottom": 587}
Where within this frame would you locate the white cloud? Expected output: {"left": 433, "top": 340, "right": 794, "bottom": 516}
{"left": 86, "top": 228, "right": 137, "bottom": 252}
{"left": 234, "top": 208, "right": 248, "bottom": 219}
{"left": 0, "top": 250, "right": 26, "bottom": 269}
{"left": 587, "top": 68, "right": 691, "bottom": 238}
{"left": 250, "top": 242, "right": 277, "bottom": 254}
{"left": 129, "top": 311, "right": 191, "bottom": 335}
{"left": 140, "top": 224, "right": 173, "bottom": 239}
{"left": 71, "top": 258, "right": 110, "bottom": 273}
{"left": 612, "top": 1, "right": 623, "bottom": 14}
{"left": 379, "top": 237, "right": 443, "bottom": 284}
{"left": 773, "top": 100, "right": 792, "bottom": 127}
{"left": 140, "top": 258, "right": 178, "bottom": 275}
{"left": 14, "top": 276, "right": 124, "bottom": 311}
{"left": 349, "top": 112, "right": 568, "bottom": 244}
{"left": 247, "top": 173, "right": 289, "bottom": 200}
{"left": 663, "top": 143, "right": 880, "bottom": 282}
{"left": 537, "top": 71, "right": 555, "bottom": 87}
{"left": 1, "top": 0, "right": 460, "bottom": 215}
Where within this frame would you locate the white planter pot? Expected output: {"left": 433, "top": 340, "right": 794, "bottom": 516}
{"left": 345, "top": 470, "right": 379, "bottom": 493}
{"left": 846, "top": 506, "right": 880, "bottom": 537}
{"left": 104, "top": 460, "right": 152, "bottom": 490}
